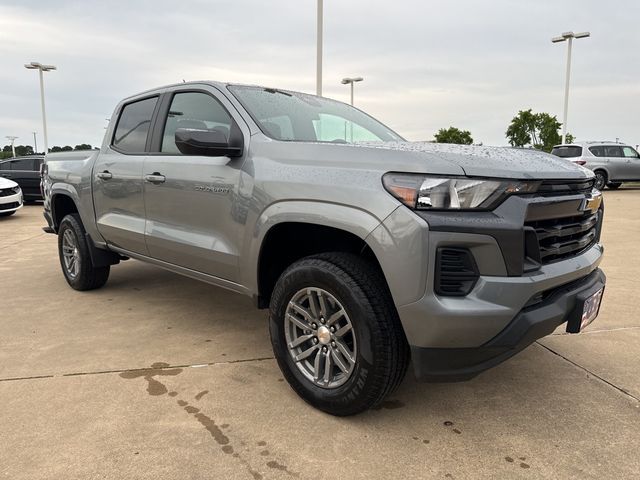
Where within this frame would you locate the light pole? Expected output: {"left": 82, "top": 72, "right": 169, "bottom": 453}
{"left": 32, "top": 132, "right": 38, "bottom": 154}
{"left": 6, "top": 136, "right": 18, "bottom": 157}
{"left": 24, "top": 61, "right": 56, "bottom": 153}
{"left": 341, "top": 77, "right": 364, "bottom": 106}
{"left": 316, "top": 0, "right": 323, "bottom": 96}
{"left": 551, "top": 31, "right": 590, "bottom": 144}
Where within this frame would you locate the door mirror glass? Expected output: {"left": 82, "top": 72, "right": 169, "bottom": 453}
{"left": 175, "top": 128, "right": 242, "bottom": 157}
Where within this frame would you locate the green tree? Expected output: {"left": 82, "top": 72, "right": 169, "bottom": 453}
{"left": 14, "top": 145, "right": 34, "bottom": 156}
{"left": 434, "top": 126, "right": 474, "bottom": 145}
{"left": 505, "top": 109, "right": 572, "bottom": 152}
{"left": 74, "top": 143, "right": 93, "bottom": 151}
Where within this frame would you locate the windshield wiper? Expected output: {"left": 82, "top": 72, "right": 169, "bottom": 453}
{"left": 264, "top": 88, "right": 292, "bottom": 97}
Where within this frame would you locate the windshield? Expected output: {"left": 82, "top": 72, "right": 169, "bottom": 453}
{"left": 228, "top": 85, "right": 404, "bottom": 143}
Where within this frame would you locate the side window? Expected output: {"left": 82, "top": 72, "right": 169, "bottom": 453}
{"left": 622, "top": 146, "right": 639, "bottom": 158}
{"left": 112, "top": 96, "right": 158, "bottom": 153}
{"left": 604, "top": 146, "right": 623, "bottom": 157}
{"left": 589, "top": 146, "right": 604, "bottom": 157}
{"left": 10, "top": 159, "right": 35, "bottom": 171}
{"left": 0, "top": 161, "right": 8, "bottom": 171}
{"left": 161, "top": 92, "right": 233, "bottom": 154}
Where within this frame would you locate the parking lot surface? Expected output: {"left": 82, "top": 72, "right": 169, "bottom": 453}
{"left": 1, "top": 190, "right": 639, "bottom": 479}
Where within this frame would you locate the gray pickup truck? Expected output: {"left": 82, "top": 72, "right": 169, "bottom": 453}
{"left": 43, "top": 81, "right": 606, "bottom": 415}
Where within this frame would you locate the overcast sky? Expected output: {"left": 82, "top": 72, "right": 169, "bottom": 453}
{"left": 1, "top": 0, "right": 638, "bottom": 149}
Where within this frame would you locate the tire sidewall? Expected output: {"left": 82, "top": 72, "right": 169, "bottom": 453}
{"left": 58, "top": 215, "right": 87, "bottom": 288}
{"left": 594, "top": 171, "right": 607, "bottom": 190}
{"left": 270, "top": 260, "right": 381, "bottom": 413}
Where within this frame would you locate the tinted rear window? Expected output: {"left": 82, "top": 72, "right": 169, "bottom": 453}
{"left": 112, "top": 96, "right": 158, "bottom": 153}
{"left": 604, "top": 146, "right": 623, "bottom": 157}
{"left": 551, "top": 146, "right": 582, "bottom": 158}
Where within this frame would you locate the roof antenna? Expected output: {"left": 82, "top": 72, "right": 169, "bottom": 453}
{"left": 182, "top": 79, "right": 186, "bottom": 83}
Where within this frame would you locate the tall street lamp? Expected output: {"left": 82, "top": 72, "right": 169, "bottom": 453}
{"left": 24, "top": 61, "right": 56, "bottom": 153}
{"left": 341, "top": 77, "right": 364, "bottom": 106}
{"left": 551, "top": 31, "right": 590, "bottom": 144}
{"left": 32, "top": 132, "right": 38, "bottom": 154}
{"left": 6, "top": 136, "right": 18, "bottom": 157}
{"left": 317, "top": 0, "right": 323, "bottom": 96}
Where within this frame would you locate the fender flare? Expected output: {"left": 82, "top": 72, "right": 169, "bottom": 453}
{"left": 241, "top": 200, "right": 388, "bottom": 294}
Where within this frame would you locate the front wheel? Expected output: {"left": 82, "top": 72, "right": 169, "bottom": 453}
{"left": 269, "top": 253, "right": 409, "bottom": 416}
{"left": 594, "top": 170, "right": 608, "bottom": 190}
{"left": 58, "top": 214, "right": 110, "bottom": 291}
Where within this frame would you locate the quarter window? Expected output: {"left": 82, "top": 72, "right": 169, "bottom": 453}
{"left": 161, "top": 92, "right": 233, "bottom": 154}
{"left": 589, "top": 146, "right": 604, "bottom": 157}
{"left": 112, "top": 96, "right": 158, "bottom": 153}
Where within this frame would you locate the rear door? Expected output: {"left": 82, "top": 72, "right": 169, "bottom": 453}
{"left": 142, "top": 87, "right": 248, "bottom": 281}
{"left": 621, "top": 146, "right": 640, "bottom": 180}
{"left": 603, "top": 145, "right": 624, "bottom": 180}
{"left": 93, "top": 95, "right": 159, "bottom": 254}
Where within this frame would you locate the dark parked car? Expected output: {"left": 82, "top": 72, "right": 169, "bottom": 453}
{"left": 0, "top": 156, "right": 44, "bottom": 202}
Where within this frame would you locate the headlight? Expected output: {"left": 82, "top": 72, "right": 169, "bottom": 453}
{"left": 382, "top": 173, "right": 538, "bottom": 210}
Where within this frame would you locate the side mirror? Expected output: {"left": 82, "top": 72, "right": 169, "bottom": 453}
{"left": 175, "top": 128, "right": 243, "bottom": 157}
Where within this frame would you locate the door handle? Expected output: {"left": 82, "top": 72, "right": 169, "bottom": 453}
{"left": 144, "top": 173, "right": 166, "bottom": 184}
{"left": 96, "top": 171, "right": 113, "bottom": 180}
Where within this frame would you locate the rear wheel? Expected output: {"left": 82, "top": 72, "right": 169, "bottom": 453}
{"left": 594, "top": 170, "right": 608, "bottom": 190}
{"left": 269, "top": 253, "right": 409, "bottom": 416}
{"left": 607, "top": 182, "right": 622, "bottom": 190}
{"left": 58, "top": 214, "right": 110, "bottom": 291}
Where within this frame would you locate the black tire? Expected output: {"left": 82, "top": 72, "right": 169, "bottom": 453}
{"left": 607, "top": 182, "right": 622, "bottom": 190}
{"left": 0, "top": 210, "right": 16, "bottom": 217}
{"left": 269, "top": 253, "right": 409, "bottom": 416}
{"left": 58, "top": 213, "right": 110, "bottom": 291}
{"left": 594, "top": 170, "right": 608, "bottom": 190}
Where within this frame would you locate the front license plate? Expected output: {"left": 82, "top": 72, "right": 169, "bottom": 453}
{"left": 580, "top": 288, "right": 604, "bottom": 331}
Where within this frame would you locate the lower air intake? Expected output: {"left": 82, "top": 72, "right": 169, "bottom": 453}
{"left": 434, "top": 247, "right": 479, "bottom": 297}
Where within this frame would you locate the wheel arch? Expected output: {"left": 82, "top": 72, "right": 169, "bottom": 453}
{"left": 248, "top": 201, "right": 391, "bottom": 309}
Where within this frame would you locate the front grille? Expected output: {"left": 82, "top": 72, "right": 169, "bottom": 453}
{"left": 525, "top": 211, "right": 599, "bottom": 264}
{"left": 434, "top": 247, "right": 479, "bottom": 296}
{"left": 537, "top": 179, "right": 595, "bottom": 196}
{"left": 0, "top": 188, "right": 17, "bottom": 197}
{"left": 0, "top": 201, "right": 19, "bottom": 211}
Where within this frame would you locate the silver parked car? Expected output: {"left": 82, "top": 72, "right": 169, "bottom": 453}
{"left": 552, "top": 141, "right": 640, "bottom": 190}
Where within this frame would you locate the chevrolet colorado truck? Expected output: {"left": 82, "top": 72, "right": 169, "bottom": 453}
{"left": 43, "top": 81, "right": 606, "bottom": 415}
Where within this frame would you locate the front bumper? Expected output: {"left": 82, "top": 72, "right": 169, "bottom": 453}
{"left": 0, "top": 190, "right": 23, "bottom": 213}
{"left": 411, "top": 268, "right": 605, "bottom": 381}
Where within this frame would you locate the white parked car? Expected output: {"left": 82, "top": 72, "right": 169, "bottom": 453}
{"left": 0, "top": 177, "right": 23, "bottom": 217}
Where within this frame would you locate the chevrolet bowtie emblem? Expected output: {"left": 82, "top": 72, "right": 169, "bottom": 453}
{"left": 580, "top": 192, "right": 602, "bottom": 213}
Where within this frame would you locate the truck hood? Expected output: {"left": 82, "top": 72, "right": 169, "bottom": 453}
{"left": 355, "top": 141, "right": 593, "bottom": 180}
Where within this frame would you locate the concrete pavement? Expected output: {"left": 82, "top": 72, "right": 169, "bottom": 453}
{"left": 1, "top": 190, "right": 639, "bottom": 479}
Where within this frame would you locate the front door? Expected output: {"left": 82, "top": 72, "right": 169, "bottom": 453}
{"left": 93, "top": 95, "right": 159, "bottom": 254}
{"left": 143, "top": 89, "right": 246, "bottom": 282}
{"left": 621, "top": 146, "right": 640, "bottom": 180}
